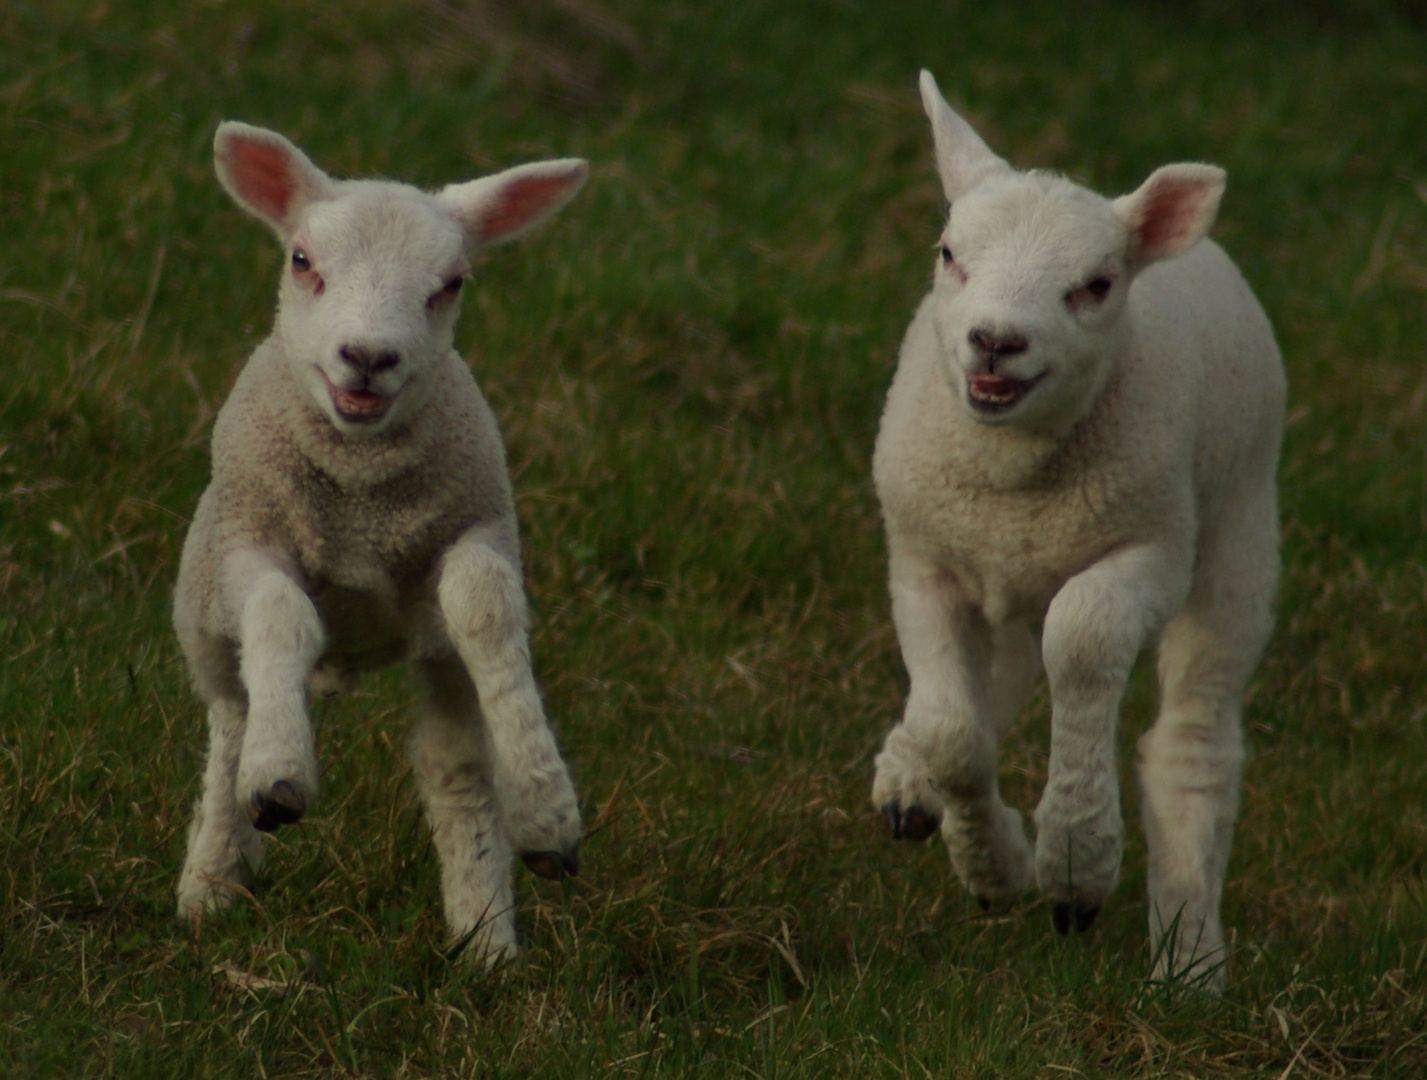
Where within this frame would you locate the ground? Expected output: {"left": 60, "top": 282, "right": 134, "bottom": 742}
{"left": 2, "top": 1, "right": 1426, "bottom": 1076}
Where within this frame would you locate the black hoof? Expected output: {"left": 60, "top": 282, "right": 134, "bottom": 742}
{"left": 249, "top": 780, "right": 306, "bottom": 833}
{"left": 977, "top": 896, "right": 992, "bottom": 913}
{"left": 521, "top": 844, "right": 580, "bottom": 881}
{"left": 1051, "top": 902, "right": 1100, "bottom": 936}
{"left": 879, "top": 800, "right": 941, "bottom": 842}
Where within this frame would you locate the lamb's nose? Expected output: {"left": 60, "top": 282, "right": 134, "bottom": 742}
{"left": 339, "top": 344, "right": 400, "bottom": 373}
{"left": 968, "top": 328, "right": 1029, "bottom": 362}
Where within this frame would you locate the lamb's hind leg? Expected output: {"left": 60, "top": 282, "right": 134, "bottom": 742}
{"left": 177, "top": 697, "right": 265, "bottom": 919}
{"left": 410, "top": 657, "right": 517, "bottom": 964}
{"left": 437, "top": 529, "right": 581, "bottom": 879}
{"left": 1140, "top": 495, "right": 1276, "bottom": 987}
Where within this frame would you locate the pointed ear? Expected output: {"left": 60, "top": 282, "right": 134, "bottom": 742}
{"left": 214, "top": 122, "right": 335, "bottom": 239}
{"left": 439, "top": 159, "right": 588, "bottom": 249}
{"left": 919, "top": 69, "right": 1012, "bottom": 205}
{"left": 1113, "top": 164, "right": 1226, "bottom": 266}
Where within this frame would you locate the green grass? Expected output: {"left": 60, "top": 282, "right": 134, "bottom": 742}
{"left": 4, "top": 0, "right": 1427, "bottom": 1075}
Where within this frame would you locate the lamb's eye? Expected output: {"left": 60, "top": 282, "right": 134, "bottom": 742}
{"left": 1087, "top": 277, "right": 1112, "bottom": 299}
{"left": 291, "top": 248, "right": 311, "bottom": 273}
{"left": 940, "top": 244, "right": 955, "bottom": 265}
{"left": 428, "top": 275, "right": 464, "bottom": 310}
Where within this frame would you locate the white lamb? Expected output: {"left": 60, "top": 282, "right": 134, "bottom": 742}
{"left": 173, "top": 122, "right": 588, "bottom": 963}
{"left": 872, "top": 72, "right": 1284, "bottom": 986}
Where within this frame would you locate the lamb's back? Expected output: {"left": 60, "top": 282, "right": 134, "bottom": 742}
{"left": 1130, "top": 240, "right": 1285, "bottom": 506}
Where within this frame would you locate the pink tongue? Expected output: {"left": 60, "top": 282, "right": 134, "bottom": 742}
{"left": 336, "top": 388, "right": 385, "bottom": 415}
{"left": 969, "top": 373, "right": 1021, "bottom": 397}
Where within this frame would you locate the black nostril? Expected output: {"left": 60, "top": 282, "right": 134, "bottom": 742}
{"left": 968, "top": 328, "right": 1029, "bottom": 361}
{"left": 996, "top": 334, "right": 1028, "bottom": 357}
{"left": 339, "top": 345, "right": 400, "bottom": 373}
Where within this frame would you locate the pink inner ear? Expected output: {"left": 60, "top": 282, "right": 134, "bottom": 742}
{"left": 479, "top": 174, "right": 576, "bottom": 242}
{"left": 227, "top": 139, "right": 298, "bottom": 223}
{"left": 1135, "top": 177, "right": 1208, "bottom": 258}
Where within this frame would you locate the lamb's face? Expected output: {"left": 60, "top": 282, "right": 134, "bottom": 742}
{"left": 274, "top": 184, "right": 469, "bottom": 438}
{"left": 930, "top": 174, "right": 1133, "bottom": 433}
{"left": 213, "top": 122, "right": 587, "bottom": 441}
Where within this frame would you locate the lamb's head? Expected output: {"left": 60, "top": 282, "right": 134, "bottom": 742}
{"left": 918, "top": 71, "right": 1225, "bottom": 433}
{"left": 214, "top": 122, "right": 587, "bottom": 437}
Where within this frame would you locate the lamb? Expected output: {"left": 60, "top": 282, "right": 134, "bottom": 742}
{"left": 173, "top": 121, "right": 588, "bottom": 963}
{"left": 871, "top": 72, "right": 1284, "bottom": 986}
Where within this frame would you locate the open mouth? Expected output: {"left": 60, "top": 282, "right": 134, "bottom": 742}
{"left": 320, "top": 370, "right": 392, "bottom": 423}
{"left": 966, "top": 371, "right": 1042, "bottom": 415}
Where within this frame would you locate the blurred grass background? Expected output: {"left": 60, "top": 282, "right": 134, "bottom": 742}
{"left": 2, "top": 0, "right": 1427, "bottom": 1076}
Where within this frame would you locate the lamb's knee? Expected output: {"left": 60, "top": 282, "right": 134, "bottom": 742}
{"left": 1139, "top": 715, "right": 1244, "bottom": 785}
{"left": 1042, "top": 552, "right": 1183, "bottom": 708}
{"left": 438, "top": 546, "right": 528, "bottom": 654}
{"left": 903, "top": 710, "right": 997, "bottom": 796}
{"left": 1041, "top": 616, "right": 1138, "bottom": 705}
{"left": 240, "top": 572, "right": 324, "bottom": 661}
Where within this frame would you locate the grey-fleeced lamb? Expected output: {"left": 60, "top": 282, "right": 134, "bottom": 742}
{"left": 174, "top": 122, "right": 587, "bottom": 963}
{"left": 872, "top": 73, "right": 1284, "bottom": 986}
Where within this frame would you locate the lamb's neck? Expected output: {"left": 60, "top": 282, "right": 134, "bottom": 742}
{"left": 952, "top": 367, "right": 1124, "bottom": 494}
{"left": 271, "top": 356, "right": 435, "bottom": 490}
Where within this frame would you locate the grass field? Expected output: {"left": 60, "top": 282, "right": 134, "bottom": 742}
{"left": 4, "top": 1, "right": 1427, "bottom": 1076}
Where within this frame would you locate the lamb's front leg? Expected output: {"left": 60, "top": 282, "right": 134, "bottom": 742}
{"left": 411, "top": 658, "right": 518, "bottom": 964}
{"left": 438, "top": 531, "right": 581, "bottom": 879}
{"left": 226, "top": 549, "right": 326, "bottom": 830}
{"left": 873, "top": 556, "right": 1036, "bottom": 908}
{"left": 1036, "top": 543, "right": 1189, "bottom": 933}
